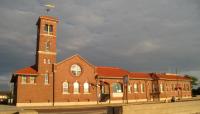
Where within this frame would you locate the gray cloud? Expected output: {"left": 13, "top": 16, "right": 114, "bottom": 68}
{"left": 1, "top": 0, "right": 200, "bottom": 90}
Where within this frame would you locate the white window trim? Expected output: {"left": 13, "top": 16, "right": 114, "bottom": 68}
{"left": 44, "top": 59, "right": 46, "bottom": 64}
{"left": 141, "top": 84, "right": 144, "bottom": 93}
{"left": 71, "top": 64, "right": 82, "bottom": 76}
{"left": 44, "top": 74, "right": 49, "bottom": 85}
{"left": 62, "top": 82, "right": 69, "bottom": 94}
{"left": 160, "top": 83, "right": 163, "bottom": 93}
{"left": 134, "top": 84, "right": 138, "bottom": 93}
{"left": 73, "top": 81, "right": 79, "bottom": 94}
{"left": 45, "top": 24, "right": 53, "bottom": 35}
{"left": 83, "top": 82, "right": 89, "bottom": 93}
{"left": 30, "top": 76, "right": 35, "bottom": 84}
{"left": 21, "top": 76, "right": 26, "bottom": 84}
{"left": 47, "top": 59, "right": 51, "bottom": 64}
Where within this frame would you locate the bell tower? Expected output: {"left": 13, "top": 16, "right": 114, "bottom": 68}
{"left": 35, "top": 16, "right": 58, "bottom": 73}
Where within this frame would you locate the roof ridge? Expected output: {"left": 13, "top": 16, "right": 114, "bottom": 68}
{"left": 97, "top": 66, "right": 122, "bottom": 69}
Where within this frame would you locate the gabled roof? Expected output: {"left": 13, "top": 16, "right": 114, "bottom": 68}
{"left": 96, "top": 66, "right": 129, "bottom": 77}
{"left": 129, "top": 72, "right": 152, "bottom": 79}
{"left": 14, "top": 66, "right": 38, "bottom": 75}
{"left": 56, "top": 54, "right": 95, "bottom": 68}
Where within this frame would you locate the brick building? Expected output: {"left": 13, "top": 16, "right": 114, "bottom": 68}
{"left": 10, "top": 15, "right": 192, "bottom": 107}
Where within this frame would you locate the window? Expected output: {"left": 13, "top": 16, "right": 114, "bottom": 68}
{"left": 30, "top": 76, "right": 35, "bottom": 84}
{"left": 112, "top": 83, "right": 123, "bottom": 93}
{"left": 128, "top": 84, "right": 131, "bottom": 93}
{"left": 134, "top": 83, "right": 138, "bottom": 93}
{"left": 45, "top": 41, "right": 50, "bottom": 51}
{"left": 44, "top": 59, "right": 46, "bottom": 64}
{"left": 141, "top": 84, "right": 145, "bottom": 93}
{"left": 44, "top": 24, "right": 53, "bottom": 34}
{"left": 45, "top": 24, "right": 48, "bottom": 32}
{"left": 21, "top": 76, "right": 26, "bottom": 84}
{"left": 84, "top": 82, "right": 89, "bottom": 93}
{"left": 49, "top": 25, "right": 53, "bottom": 32}
{"left": 73, "top": 82, "right": 79, "bottom": 93}
{"left": 70, "top": 64, "right": 82, "bottom": 76}
{"left": 44, "top": 74, "right": 49, "bottom": 85}
{"left": 63, "top": 82, "right": 69, "bottom": 94}
{"left": 160, "top": 83, "right": 163, "bottom": 92}
{"left": 47, "top": 59, "right": 51, "bottom": 64}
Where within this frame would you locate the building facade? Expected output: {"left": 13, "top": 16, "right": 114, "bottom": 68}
{"left": 11, "top": 16, "right": 192, "bottom": 107}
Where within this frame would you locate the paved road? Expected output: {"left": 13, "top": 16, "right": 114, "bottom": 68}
{"left": 36, "top": 107, "right": 107, "bottom": 114}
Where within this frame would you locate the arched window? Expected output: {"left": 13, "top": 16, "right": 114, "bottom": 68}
{"left": 47, "top": 59, "right": 51, "bottom": 64}
{"left": 44, "top": 58, "right": 46, "bottom": 64}
{"left": 141, "top": 83, "right": 145, "bottom": 93}
{"left": 63, "top": 82, "right": 69, "bottom": 94}
{"left": 84, "top": 82, "right": 89, "bottom": 93}
{"left": 73, "top": 82, "right": 79, "bottom": 93}
{"left": 112, "top": 83, "right": 123, "bottom": 93}
{"left": 160, "top": 83, "right": 164, "bottom": 92}
{"left": 134, "top": 83, "right": 138, "bottom": 93}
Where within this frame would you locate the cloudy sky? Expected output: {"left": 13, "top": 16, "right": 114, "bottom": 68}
{"left": 1, "top": 0, "right": 200, "bottom": 90}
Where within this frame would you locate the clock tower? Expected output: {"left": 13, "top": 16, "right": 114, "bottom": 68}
{"left": 35, "top": 16, "right": 58, "bottom": 73}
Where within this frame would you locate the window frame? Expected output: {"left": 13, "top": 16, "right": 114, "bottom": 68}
{"left": 21, "top": 75, "right": 27, "bottom": 84}
{"left": 134, "top": 83, "right": 138, "bottom": 93}
{"left": 30, "top": 76, "right": 36, "bottom": 84}
{"left": 44, "top": 24, "right": 53, "bottom": 34}
{"left": 73, "top": 81, "right": 80, "bottom": 94}
{"left": 44, "top": 74, "right": 49, "bottom": 85}
{"left": 141, "top": 83, "right": 145, "bottom": 93}
{"left": 83, "top": 82, "right": 89, "bottom": 93}
{"left": 160, "top": 83, "right": 164, "bottom": 92}
{"left": 62, "top": 82, "right": 69, "bottom": 94}
{"left": 70, "top": 64, "right": 82, "bottom": 76}
{"left": 47, "top": 59, "right": 51, "bottom": 64}
{"left": 112, "top": 83, "right": 123, "bottom": 93}
{"left": 44, "top": 58, "right": 46, "bottom": 64}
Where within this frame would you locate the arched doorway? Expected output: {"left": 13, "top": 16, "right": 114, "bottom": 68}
{"left": 99, "top": 81, "right": 110, "bottom": 102}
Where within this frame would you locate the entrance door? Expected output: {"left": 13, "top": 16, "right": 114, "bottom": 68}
{"left": 100, "top": 82, "right": 110, "bottom": 102}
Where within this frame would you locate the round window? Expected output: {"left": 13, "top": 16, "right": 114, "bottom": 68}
{"left": 70, "top": 64, "right": 82, "bottom": 76}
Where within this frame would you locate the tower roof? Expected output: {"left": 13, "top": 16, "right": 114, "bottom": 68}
{"left": 36, "top": 15, "right": 59, "bottom": 25}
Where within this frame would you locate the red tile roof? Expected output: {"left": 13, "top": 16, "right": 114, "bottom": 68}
{"left": 15, "top": 66, "right": 38, "bottom": 75}
{"left": 130, "top": 72, "right": 152, "bottom": 79}
{"left": 96, "top": 66, "right": 129, "bottom": 77}
{"left": 96, "top": 66, "right": 189, "bottom": 80}
{"left": 156, "top": 73, "right": 190, "bottom": 80}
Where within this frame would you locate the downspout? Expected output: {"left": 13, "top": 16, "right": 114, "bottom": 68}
{"left": 52, "top": 64, "right": 56, "bottom": 106}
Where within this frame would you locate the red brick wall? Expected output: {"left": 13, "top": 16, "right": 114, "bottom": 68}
{"left": 54, "top": 55, "right": 97, "bottom": 102}
{"left": 16, "top": 73, "right": 53, "bottom": 103}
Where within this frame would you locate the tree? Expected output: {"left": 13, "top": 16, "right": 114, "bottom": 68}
{"left": 185, "top": 75, "right": 198, "bottom": 88}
